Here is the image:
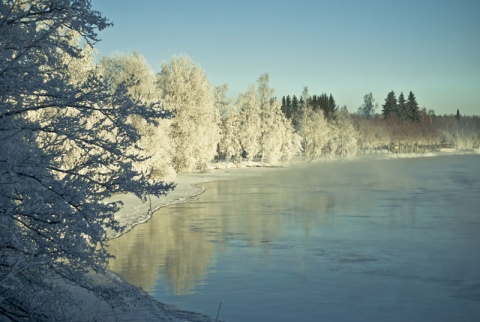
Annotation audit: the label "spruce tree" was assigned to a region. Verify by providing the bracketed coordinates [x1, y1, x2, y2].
[328, 94, 337, 117]
[382, 91, 398, 119]
[286, 95, 292, 118]
[317, 93, 330, 117]
[311, 95, 319, 112]
[398, 92, 406, 121]
[405, 91, 420, 122]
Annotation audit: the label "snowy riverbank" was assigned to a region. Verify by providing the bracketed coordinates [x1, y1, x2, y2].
[83, 150, 478, 321]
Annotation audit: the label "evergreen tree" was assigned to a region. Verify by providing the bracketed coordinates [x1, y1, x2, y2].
[310, 95, 320, 112]
[285, 95, 292, 119]
[398, 92, 406, 121]
[291, 95, 299, 113]
[328, 94, 337, 117]
[382, 91, 398, 119]
[405, 91, 420, 122]
[281, 96, 287, 116]
[291, 95, 301, 130]
[317, 93, 330, 117]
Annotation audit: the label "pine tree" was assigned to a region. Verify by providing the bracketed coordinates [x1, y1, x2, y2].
[382, 91, 398, 119]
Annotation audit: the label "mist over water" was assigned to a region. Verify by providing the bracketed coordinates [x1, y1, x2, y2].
[108, 155, 480, 321]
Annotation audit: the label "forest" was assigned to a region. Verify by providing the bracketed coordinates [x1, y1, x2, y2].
[0, 1, 479, 320]
[99, 52, 480, 178]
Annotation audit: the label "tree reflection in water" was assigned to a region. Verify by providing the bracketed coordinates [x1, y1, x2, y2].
[107, 167, 337, 295]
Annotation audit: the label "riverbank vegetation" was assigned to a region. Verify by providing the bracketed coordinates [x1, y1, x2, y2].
[99, 52, 479, 177]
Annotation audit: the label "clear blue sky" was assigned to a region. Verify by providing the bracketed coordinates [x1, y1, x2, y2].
[93, 0, 480, 116]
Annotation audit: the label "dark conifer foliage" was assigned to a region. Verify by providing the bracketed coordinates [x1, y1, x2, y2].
[382, 91, 398, 119]
[398, 92, 406, 121]
[405, 91, 420, 122]
[281, 92, 337, 120]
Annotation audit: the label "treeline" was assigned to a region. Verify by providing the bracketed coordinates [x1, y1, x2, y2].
[352, 91, 479, 153]
[96, 52, 479, 179]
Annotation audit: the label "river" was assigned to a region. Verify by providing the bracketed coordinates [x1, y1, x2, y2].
[108, 155, 480, 321]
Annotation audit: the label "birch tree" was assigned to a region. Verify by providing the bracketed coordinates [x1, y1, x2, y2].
[156, 55, 220, 172]
[303, 110, 331, 160]
[0, 1, 172, 320]
[236, 84, 261, 162]
[255, 73, 301, 165]
[215, 84, 241, 164]
[331, 108, 358, 158]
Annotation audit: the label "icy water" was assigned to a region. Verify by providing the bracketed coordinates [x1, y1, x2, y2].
[108, 155, 480, 321]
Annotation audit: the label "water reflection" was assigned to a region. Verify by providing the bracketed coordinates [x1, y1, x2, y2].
[107, 168, 337, 295]
[107, 209, 216, 294]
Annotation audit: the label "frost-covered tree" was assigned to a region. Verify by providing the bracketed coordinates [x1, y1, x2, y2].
[101, 52, 157, 102]
[303, 110, 331, 160]
[237, 84, 262, 162]
[156, 55, 220, 172]
[215, 84, 242, 163]
[261, 97, 301, 165]
[257, 73, 279, 163]
[237, 74, 301, 165]
[101, 52, 174, 179]
[331, 108, 358, 158]
[0, 1, 172, 320]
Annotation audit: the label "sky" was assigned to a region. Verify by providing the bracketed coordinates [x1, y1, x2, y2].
[92, 0, 480, 116]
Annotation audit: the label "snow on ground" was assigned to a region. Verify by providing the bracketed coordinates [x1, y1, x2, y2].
[64, 270, 222, 322]
[79, 151, 478, 321]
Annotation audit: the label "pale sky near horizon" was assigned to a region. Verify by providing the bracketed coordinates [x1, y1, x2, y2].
[93, 0, 480, 116]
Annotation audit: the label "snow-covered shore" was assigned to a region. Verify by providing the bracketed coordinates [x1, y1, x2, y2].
[81, 150, 478, 321]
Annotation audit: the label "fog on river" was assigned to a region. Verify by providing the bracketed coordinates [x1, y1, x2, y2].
[108, 155, 480, 322]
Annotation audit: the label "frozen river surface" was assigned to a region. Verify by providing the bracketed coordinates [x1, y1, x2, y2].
[108, 155, 480, 321]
